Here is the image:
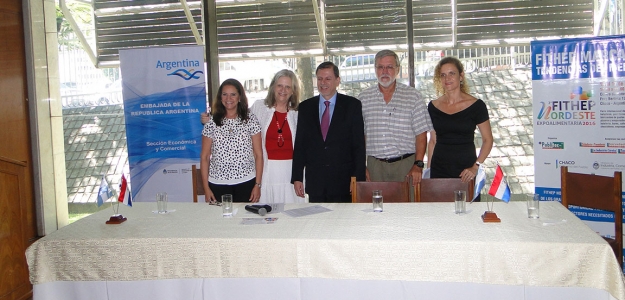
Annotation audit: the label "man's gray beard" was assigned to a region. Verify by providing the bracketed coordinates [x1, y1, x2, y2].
[377, 77, 395, 88]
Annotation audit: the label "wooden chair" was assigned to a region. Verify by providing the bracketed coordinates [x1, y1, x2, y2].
[191, 165, 204, 203]
[560, 166, 623, 268]
[350, 176, 410, 203]
[416, 178, 475, 202]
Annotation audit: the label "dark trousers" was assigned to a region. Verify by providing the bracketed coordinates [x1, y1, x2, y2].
[308, 194, 351, 203]
[209, 178, 256, 203]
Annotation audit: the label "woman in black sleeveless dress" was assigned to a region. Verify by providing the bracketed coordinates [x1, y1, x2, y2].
[427, 57, 493, 200]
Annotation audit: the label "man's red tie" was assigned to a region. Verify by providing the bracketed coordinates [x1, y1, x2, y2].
[321, 100, 330, 140]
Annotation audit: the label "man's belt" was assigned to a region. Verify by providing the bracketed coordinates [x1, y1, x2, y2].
[374, 153, 414, 163]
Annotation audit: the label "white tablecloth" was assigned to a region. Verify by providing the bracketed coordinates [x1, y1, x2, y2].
[26, 202, 625, 300]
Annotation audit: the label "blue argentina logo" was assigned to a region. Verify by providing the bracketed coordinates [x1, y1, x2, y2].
[155, 59, 203, 80]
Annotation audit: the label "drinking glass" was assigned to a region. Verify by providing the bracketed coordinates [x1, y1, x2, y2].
[454, 190, 466, 214]
[156, 192, 168, 214]
[222, 194, 233, 217]
[372, 190, 383, 212]
[527, 194, 540, 219]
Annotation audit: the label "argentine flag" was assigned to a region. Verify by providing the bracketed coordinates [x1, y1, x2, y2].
[472, 165, 486, 201]
[97, 175, 113, 207]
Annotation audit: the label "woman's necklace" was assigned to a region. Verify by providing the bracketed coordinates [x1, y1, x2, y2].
[225, 116, 237, 134]
[273, 111, 288, 147]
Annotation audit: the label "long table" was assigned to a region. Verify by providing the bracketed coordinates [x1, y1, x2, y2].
[26, 202, 625, 300]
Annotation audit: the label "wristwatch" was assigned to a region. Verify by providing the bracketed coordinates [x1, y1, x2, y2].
[255, 182, 262, 188]
[414, 160, 425, 168]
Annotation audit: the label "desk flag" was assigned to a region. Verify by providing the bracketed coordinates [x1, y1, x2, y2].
[97, 175, 112, 207]
[488, 165, 511, 202]
[473, 165, 486, 201]
[118, 174, 133, 207]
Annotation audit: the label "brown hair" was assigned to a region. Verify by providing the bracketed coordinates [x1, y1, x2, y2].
[211, 78, 250, 126]
[316, 61, 340, 78]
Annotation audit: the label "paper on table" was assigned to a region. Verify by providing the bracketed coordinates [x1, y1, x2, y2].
[241, 217, 278, 225]
[542, 219, 567, 226]
[151, 209, 176, 214]
[282, 205, 332, 217]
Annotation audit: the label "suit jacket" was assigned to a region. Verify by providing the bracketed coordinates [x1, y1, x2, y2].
[291, 93, 366, 199]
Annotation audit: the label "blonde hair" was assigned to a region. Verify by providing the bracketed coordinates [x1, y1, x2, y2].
[433, 56, 470, 96]
[263, 69, 302, 111]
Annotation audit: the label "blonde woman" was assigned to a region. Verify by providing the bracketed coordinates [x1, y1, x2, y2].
[250, 69, 303, 203]
[427, 57, 493, 200]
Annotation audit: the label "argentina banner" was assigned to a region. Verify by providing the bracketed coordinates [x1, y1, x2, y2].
[120, 45, 206, 202]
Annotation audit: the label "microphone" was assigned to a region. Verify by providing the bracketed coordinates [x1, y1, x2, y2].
[245, 204, 272, 216]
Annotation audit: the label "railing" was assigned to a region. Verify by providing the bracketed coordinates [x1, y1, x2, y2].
[60, 45, 532, 109]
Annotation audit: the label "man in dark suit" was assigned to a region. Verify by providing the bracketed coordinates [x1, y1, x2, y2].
[291, 62, 366, 203]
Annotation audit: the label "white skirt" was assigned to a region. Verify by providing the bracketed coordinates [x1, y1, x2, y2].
[260, 159, 306, 203]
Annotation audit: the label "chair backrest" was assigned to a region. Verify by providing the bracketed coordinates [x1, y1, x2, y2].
[416, 178, 474, 202]
[560, 166, 623, 268]
[191, 165, 204, 203]
[350, 177, 410, 203]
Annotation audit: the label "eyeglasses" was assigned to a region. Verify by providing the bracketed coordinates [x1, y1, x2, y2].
[376, 65, 396, 72]
[208, 200, 222, 206]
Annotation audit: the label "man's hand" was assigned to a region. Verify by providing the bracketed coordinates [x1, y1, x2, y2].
[294, 181, 305, 197]
[407, 165, 423, 186]
[200, 112, 210, 124]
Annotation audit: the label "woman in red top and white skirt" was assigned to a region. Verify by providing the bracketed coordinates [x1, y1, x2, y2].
[250, 69, 303, 203]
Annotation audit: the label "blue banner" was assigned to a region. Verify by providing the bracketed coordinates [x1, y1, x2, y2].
[120, 46, 206, 202]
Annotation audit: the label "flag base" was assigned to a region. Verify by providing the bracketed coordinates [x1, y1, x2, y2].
[481, 211, 501, 223]
[106, 214, 127, 224]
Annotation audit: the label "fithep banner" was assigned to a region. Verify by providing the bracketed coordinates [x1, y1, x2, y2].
[119, 46, 206, 202]
[532, 36, 625, 238]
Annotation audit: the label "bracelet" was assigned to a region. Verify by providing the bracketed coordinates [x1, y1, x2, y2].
[255, 182, 262, 188]
[475, 161, 482, 167]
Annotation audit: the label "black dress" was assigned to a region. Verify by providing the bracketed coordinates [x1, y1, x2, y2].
[428, 99, 489, 179]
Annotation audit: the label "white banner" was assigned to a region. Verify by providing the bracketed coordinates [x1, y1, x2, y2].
[532, 36, 625, 244]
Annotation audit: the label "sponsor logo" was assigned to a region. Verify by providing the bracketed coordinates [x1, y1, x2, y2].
[607, 143, 625, 148]
[555, 160, 575, 169]
[539, 141, 564, 150]
[162, 169, 180, 174]
[593, 162, 600, 170]
[596, 162, 625, 169]
[579, 142, 606, 147]
[590, 149, 617, 154]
